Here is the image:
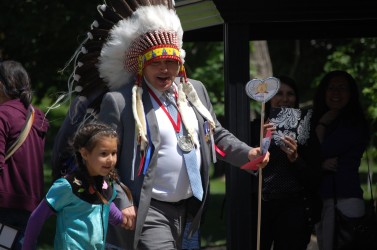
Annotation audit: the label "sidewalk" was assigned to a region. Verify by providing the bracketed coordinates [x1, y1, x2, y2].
[202, 234, 319, 250]
[306, 234, 319, 250]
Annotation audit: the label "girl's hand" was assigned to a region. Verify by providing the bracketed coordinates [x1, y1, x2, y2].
[280, 136, 298, 162]
[121, 205, 137, 230]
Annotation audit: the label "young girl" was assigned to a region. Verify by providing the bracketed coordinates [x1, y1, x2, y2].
[22, 122, 126, 250]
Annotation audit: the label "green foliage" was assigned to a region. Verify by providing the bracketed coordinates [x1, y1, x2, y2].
[183, 42, 225, 116]
[0, 0, 97, 100]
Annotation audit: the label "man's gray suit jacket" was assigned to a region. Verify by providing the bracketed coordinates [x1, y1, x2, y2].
[98, 78, 252, 249]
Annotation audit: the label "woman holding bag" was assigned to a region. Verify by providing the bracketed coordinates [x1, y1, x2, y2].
[313, 70, 369, 250]
[0, 60, 49, 249]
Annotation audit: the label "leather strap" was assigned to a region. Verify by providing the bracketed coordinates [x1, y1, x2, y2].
[5, 105, 35, 160]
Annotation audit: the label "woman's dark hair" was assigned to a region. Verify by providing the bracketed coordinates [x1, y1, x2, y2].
[265, 75, 299, 115]
[312, 70, 366, 125]
[72, 122, 118, 172]
[0, 60, 32, 107]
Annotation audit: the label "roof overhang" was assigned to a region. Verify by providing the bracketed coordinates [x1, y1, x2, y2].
[176, 0, 377, 41]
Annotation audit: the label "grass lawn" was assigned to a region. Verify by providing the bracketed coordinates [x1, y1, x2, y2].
[200, 177, 227, 247]
[359, 160, 377, 200]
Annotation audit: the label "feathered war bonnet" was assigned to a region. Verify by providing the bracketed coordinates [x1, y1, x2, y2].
[67, 0, 215, 153]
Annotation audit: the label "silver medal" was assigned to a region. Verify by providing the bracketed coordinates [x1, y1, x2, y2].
[177, 135, 194, 152]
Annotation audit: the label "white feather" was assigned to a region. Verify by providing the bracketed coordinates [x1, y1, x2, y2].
[183, 81, 215, 129]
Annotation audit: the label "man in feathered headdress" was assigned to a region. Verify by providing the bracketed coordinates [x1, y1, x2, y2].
[53, 0, 270, 249]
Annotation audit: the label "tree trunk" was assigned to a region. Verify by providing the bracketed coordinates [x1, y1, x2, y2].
[250, 41, 273, 79]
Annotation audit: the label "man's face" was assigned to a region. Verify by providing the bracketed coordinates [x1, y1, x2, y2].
[143, 59, 180, 92]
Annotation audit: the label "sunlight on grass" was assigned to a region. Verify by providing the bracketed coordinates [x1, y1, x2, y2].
[210, 176, 226, 194]
[201, 176, 227, 247]
[359, 156, 377, 200]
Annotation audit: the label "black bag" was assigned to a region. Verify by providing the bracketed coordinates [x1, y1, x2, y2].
[335, 200, 377, 250]
[333, 150, 377, 250]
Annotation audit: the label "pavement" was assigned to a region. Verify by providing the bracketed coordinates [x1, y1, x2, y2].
[201, 234, 319, 250]
[306, 235, 319, 250]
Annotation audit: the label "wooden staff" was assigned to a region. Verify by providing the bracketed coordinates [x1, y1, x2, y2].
[256, 101, 265, 250]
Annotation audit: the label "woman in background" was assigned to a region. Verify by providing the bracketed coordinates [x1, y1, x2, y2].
[313, 70, 369, 250]
[0, 60, 49, 249]
[250, 76, 321, 250]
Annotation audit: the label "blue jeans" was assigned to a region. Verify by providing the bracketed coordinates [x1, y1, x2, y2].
[182, 222, 200, 250]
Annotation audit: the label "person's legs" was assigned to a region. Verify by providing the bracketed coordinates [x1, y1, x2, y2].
[138, 199, 187, 250]
[258, 199, 277, 250]
[316, 199, 335, 250]
[272, 198, 308, 250]
[181, 221, 200, 250]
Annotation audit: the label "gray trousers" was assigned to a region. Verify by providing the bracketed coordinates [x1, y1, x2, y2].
[137, 199, 188, 250]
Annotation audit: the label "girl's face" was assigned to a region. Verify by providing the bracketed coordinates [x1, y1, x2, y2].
[325, 75, 350, 111]
[270, 83, 297, 108]
[80, 136, 118, 177]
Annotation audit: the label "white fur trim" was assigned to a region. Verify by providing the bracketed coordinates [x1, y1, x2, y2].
[132, 85, 148, 150]
[177, 83, 199, 146]
[183, 81, 215, 129]
[99, 5, 184, 91]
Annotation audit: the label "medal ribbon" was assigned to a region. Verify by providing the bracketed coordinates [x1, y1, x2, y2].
[147, 86, 181, 133]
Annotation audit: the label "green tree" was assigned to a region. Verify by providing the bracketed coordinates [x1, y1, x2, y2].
[0, 0, 97, 100]
[184, 42, 225, 116]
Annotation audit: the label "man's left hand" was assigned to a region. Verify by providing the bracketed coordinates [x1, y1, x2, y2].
[248, 147, 270, 169]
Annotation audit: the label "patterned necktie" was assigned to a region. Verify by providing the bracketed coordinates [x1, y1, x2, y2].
[164, 93, 203, 201]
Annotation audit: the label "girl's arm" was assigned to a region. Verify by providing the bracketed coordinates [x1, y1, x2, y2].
[23, 199, 54, 250]
[108, 202, 123, 226]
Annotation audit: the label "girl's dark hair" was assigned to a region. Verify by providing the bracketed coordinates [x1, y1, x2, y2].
[72, 122, 118, 172]
[266, 75, 299, 115]
[0, 60, 32, 107]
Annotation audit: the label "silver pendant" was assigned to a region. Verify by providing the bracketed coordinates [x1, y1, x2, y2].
[177, 135, 194, 152]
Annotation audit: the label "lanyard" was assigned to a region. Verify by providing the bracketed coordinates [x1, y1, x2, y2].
[147, 86, 181, 133]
